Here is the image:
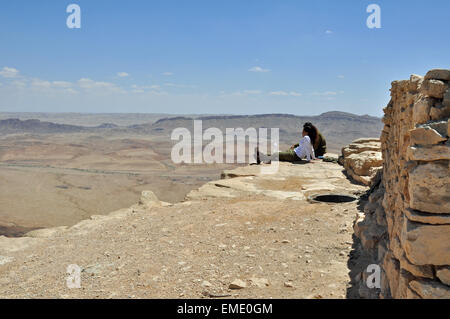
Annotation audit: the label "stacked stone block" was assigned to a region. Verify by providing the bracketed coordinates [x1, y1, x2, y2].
[353, 69, 450, 299]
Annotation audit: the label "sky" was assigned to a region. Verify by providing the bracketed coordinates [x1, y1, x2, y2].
[0, 0, 449, 117]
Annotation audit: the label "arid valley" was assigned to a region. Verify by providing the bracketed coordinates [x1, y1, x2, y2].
[0, 112, 382, 237]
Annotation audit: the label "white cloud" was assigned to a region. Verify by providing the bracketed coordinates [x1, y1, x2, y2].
[248, 66, 270, 73]
[64, 88, 78, 94]
[270, 91, 302, 96]
[12, 80, 27, 88]
[77, 78, 125, 94]
[0, 67, 20, 78]
[132, 84, 161, 90]
[78, 78, 99, 89]
[164, 83, 196, 89]
[338, 75, 345, 79]
[78, 78, 113, 89]
[243, 90, 262, 95]
[117, 72, 130, 78]
[52, 81, 73, 88]
[270, 91, 289, 96]
[230, 89, 263, 96]
[312, 91, 338, 96]
[162, 72, 173, 76]
[0, 68, 149, 101]
[325, 30, 333, 34]
[130, 84, 166, 95]
[31, 79, 52, 89]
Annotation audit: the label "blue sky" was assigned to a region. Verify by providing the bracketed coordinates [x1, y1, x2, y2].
[0, 0, 449, 116]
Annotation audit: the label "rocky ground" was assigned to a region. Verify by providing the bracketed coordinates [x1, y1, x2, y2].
[0, 159, 370, 299]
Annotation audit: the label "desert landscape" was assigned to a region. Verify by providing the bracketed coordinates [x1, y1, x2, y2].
[1, 0, 449, 304]
[0, 70, 449, 300]
[0, 112, 383, 237]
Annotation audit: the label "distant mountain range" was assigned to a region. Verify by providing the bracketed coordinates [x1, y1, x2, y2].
[0, 112, 383, 152]
[0, 118, 85, 134]
[134, 112, 383, 152]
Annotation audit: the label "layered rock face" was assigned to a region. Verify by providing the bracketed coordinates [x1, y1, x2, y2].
[339, 138, 383, 186]
[353, 69, 450, 299]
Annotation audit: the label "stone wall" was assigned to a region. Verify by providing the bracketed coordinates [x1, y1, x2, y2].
[353, 69, 450, 299]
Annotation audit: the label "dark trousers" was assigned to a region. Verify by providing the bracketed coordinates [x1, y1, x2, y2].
[273, 149, 301, 162]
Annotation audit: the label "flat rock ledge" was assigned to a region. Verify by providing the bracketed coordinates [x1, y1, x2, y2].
[339, 138, 383, 186]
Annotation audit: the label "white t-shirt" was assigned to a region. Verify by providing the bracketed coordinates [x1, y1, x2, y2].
[294, 136, 316, 161]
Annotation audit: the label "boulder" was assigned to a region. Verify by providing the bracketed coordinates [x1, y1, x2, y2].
[345, 167, 373, 186]
[421, 79, 447, 99]
[424, 69, 450, 81]
[229, 279, 247, 289]
[342, 141, 381, 158]
[401, 219, 450, 266]
[352, 138, 382, 144]
[340, 138, 383, 186]
[409, 74, 424, 92]
[346, 151, 383, 176]
[399, 253, 434, 279]
[444, 89, 450, 108]
[407, 145, 450, 161]
[409, 280, 450, 299]
[406, 287, 422, 299]
[408, 162, 450, 214]
[412, 96, 433, 124]
[423, 120, 449, 137]
[409, 127, 446, 146]
[430, 104, 450, 120]
[139, 191, 161, 208]
[405, 209, 450, 225]
[249, 277, 270, 288]
[436, 267, 450, 286]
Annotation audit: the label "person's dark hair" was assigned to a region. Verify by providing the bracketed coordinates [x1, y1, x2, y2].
[303, 122, 318, 144]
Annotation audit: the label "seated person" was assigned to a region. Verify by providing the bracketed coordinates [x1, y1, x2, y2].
[290, 123, 327, 157]
[259, 125, 316, 163]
